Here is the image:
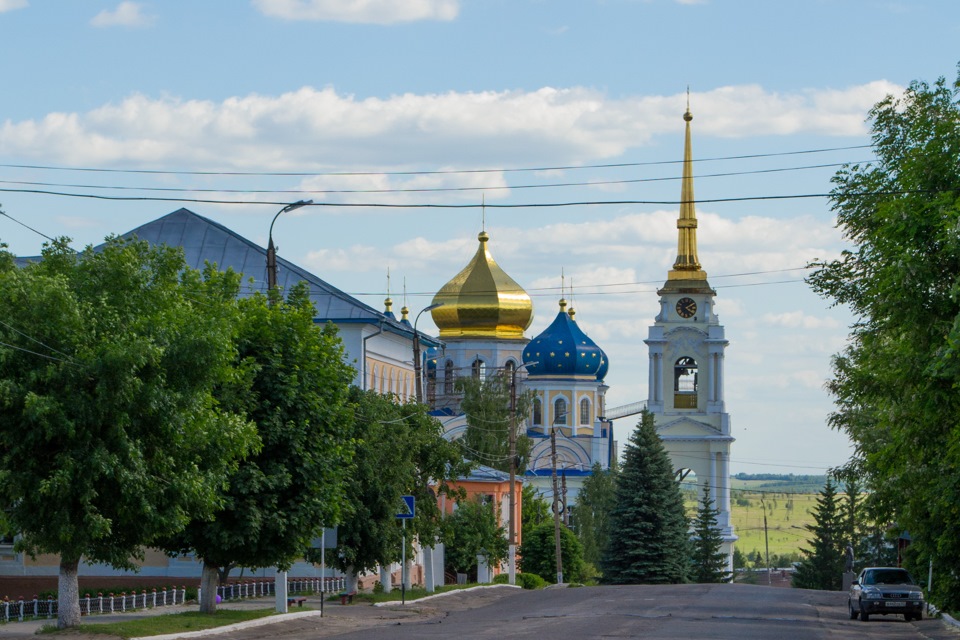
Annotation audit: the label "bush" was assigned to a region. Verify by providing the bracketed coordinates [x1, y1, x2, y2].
[492, 572, 546, 589]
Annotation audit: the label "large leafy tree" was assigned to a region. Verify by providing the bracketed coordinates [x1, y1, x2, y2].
[326, 389, 467, 587]
[807, 68, 960, 607]
[690, 483, 730, 583]
[0, 237, 257, 628]
[164, 282, 356, 612]
[793, 478, 844, 591]
[456, 374, 532, 473]
[573, 462, 618, 570]
[601, 410, 689, 584]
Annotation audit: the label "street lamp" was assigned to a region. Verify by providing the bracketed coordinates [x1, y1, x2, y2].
[266, 200, 313, 291]
[508, 360, 537, 586]
[413, 303, 443, 403]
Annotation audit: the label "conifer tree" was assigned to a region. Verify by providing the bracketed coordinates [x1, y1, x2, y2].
[691, 483, 730, 583]
[573, 462, 618, 569]
[601, 410, 690, 584]
[793, 478, 844, 590]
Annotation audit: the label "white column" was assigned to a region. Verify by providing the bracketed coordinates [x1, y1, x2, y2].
[275, 570, 288, 613]
[423, 545, 435, 593]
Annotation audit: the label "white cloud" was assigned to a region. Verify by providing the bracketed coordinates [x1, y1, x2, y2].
[0, 83, 900, 172]
[761, 310, 840, 330]
[0, 0, 27, 13]
[90, 2, 155, 27]
[251, 0, 458, 24]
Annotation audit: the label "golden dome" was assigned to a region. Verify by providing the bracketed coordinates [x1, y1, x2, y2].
[431, 231, 533, 340]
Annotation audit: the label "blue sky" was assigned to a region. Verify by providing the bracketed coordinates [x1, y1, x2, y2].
[1, 0, 958, 474]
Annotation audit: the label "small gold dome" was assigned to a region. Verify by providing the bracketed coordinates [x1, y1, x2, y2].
[431, 231, 533, 340]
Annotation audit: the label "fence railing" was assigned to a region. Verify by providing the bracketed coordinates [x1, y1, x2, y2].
[1, 577, 346, 624]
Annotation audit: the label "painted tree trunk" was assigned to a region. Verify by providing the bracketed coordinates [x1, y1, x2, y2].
[346, 566, 359, 593]
[199, 563, 219, 613]
[57, 558, 81, 629]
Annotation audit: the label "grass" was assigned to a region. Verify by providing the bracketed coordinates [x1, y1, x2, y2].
[355, 582, 485, 604]
[41, 608, 277, 638]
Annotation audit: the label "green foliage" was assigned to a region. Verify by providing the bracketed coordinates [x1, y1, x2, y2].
[601, 410, 690, 584]
[326, 389, 468, 576]
[456, 374, 532, 473]
[806, 67, 960, 608]
[519, 521, 584, 584]
[163, 281, 356, 578]
[0, 237, 258, 627]
[572, 462, 617, 569]
[521, 484, 550, 543]
[691, 483, 731, 583]
[493, 571, 546, 589]
[443, 496, 508, 575]
[792, 478, 844, 591]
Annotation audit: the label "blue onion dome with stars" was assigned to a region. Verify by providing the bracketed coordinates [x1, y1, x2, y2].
[522, 298, 608, 380]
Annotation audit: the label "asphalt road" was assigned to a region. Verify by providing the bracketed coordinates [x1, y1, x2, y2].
[214, 584, 960, 640]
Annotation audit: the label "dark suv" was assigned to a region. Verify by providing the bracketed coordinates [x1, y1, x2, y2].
[849, 567, 924, 622]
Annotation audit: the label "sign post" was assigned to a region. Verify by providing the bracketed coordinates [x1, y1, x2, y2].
[396, 496, 415, 605]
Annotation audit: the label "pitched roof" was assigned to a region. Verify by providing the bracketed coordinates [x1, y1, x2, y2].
[120, 208, 434, 343]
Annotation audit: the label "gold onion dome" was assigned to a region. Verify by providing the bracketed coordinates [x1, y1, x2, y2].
[431, 231, 533, 340]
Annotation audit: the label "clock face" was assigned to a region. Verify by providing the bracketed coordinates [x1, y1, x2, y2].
[676, 297, 697, 319]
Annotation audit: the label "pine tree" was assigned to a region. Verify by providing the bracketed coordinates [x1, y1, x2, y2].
[793, 477, 844, 590]
[691, 483, 730, 583]
[573, 462, 618, 568]
[600, 410, 690, 584]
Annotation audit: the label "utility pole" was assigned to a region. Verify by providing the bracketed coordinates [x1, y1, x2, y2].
[551, 428, 563, 584]
[508, 361, 536, 586]
[761, 495, 771, 585]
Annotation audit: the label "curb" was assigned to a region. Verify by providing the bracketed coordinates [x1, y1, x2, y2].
[129, 609, 323, 640]
[373, 584, 521, 607]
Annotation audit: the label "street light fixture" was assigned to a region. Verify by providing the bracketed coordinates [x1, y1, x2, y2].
[413, 303, 443, 404]
[266, 200, 313, 291]
[508, 360, 537, 586]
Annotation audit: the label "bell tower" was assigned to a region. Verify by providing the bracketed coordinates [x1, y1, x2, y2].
[644, 101, 737, 566]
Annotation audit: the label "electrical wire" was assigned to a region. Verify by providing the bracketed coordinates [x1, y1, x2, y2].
[0, 144, 873, 178]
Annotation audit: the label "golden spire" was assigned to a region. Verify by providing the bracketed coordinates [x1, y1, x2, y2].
[662, 93, 714, 294]
[384, 267, 393, 314]
[400, 277, 410, 322]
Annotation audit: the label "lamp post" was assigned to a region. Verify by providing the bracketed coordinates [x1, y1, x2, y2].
[266, 200, 313, 291]
[508, 360, 537, 586]
[413, 303, 443, 403]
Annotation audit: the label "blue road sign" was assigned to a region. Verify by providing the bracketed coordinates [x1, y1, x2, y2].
[396, 495, 415, 519]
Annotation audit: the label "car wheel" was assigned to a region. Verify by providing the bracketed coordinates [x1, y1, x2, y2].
[859, 602, 870, 622]
[849, 600, 859, 620]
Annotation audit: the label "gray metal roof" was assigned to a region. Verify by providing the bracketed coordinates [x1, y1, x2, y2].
[119, 208, 434, 343]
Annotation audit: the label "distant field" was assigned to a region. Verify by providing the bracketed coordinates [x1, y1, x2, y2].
[686, 475, 830, 563]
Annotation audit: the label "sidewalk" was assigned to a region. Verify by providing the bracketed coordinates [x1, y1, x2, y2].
[0, 594, 391, 639]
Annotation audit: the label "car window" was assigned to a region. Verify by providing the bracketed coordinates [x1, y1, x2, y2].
[872, 569, 913, 584]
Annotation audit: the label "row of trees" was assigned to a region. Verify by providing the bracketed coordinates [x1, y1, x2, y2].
[806, 66, 960, 607]
[0, 236, 469, 628]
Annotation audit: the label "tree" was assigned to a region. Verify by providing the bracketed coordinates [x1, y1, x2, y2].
[521, 484, 550, 544]
[601, 410, 690, 584]
[793, 478, 844, 591]
[326, 389, 467, 588]
[456, 374, 532, 474]
[573, 462, 618, 569]
[690, 483, 730, 583]
[0, 237, 257, 628]
[164, 282, 356, 612]
[519, 521, 585, 584]
[807, 67, 960, 607]
[443, 496, 508, 578]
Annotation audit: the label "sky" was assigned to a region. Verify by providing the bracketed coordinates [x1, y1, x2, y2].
[1, 0, 958, 476]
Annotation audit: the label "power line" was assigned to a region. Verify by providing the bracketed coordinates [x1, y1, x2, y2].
[0, 144, 872, 178]
[0, 161, 867, 197]
[0, 210, 57, 243]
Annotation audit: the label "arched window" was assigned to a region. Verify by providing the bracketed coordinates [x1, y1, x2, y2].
[554, 397, 568, 426]
[674, 356, 698, 409]
[504, 360, 516, 380]
[444, 360, 454, 394]
[532, 397, 542, 426]
[472, 358, 486, 379]
[426, 359, 437, 403]
[371, 364, 378, 391]
[580, 397, 590, 425]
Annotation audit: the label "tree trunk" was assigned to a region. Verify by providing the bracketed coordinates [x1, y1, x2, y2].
[346, 566, 359, 593]
[199, 562, 219, 613]
[57, 557, 82, 629]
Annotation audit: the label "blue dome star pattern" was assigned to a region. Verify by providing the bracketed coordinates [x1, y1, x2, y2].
[523, 299, 608, 380]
